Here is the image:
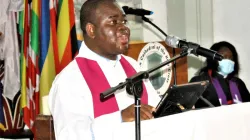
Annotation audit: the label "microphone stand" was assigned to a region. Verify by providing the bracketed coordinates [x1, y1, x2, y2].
[100, 49, 190, 140]
[141, 16, 177, 85]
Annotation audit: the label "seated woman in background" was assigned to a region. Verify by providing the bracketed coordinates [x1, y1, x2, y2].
[190, 41, 250, 108]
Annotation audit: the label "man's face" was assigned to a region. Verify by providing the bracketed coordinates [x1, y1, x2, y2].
[93, 2, 130, 59]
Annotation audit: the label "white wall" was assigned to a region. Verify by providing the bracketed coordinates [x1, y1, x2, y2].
[140, 0, 214, 81]
[140, 0, 250, 91]
[141, 0, 168, 42]
[184, 0, 214, 80]
[213, 0, 250, 90]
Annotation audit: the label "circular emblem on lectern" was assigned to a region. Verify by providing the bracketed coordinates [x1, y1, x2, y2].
[138, 42, 172, 95]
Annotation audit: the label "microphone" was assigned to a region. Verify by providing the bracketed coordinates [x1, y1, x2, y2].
[122, 6, 153, 16]
[165, 35, 223, 61]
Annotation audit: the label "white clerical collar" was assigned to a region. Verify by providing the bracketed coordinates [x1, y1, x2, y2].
[217, 71, 228, 78]
[78, 41, 121, 67]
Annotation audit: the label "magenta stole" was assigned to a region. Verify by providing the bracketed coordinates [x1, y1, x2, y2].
[76, 56, 148, 118]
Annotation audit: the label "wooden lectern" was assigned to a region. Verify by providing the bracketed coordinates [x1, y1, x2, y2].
[124, 41, 188, 85]
[35, 42, 188, 140]
[35, 115, 55, 140]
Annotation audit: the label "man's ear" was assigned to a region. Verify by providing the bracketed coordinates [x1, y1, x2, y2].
[86, 23, 95, 39]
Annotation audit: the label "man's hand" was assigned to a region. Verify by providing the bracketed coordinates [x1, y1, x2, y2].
[121, 104, 155, 122]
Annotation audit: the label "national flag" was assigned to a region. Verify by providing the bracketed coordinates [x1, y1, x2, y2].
[0, 2, 21, 101]
[39, 0, 78, 114]
[57, 0, 78, 71]
[20, 0, 40, 131]
[19, 0, 79, 117]
[0, 79, 6, 131]
[39, 0, 58, 114]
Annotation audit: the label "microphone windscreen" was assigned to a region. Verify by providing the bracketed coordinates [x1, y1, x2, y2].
[165, 36, 180, 48]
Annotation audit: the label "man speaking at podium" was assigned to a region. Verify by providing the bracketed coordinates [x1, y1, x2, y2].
[48, 0, 160, 139]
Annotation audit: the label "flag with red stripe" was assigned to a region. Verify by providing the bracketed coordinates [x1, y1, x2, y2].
[20, 0, 40, 131]
[57, 0, 78, 72]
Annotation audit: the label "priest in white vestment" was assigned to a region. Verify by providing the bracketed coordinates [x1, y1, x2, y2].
[48, 0, 160, 140]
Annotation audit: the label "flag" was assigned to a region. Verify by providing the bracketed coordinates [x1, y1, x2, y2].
[0, 0, 22, 130]
[0, 1, 21, 101]
[19, 0, 79, 119]
[0, 77, 6, 131]
[39, 0, 58, 114]
[0, 21, 5, 132]
[20, 0, 40, 130]
[57, 0, 78, 71]
[39, 0, 78, 114]
[0, 0, 24, 134]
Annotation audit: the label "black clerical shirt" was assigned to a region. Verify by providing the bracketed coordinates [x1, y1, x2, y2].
[190, 71, 250, 108]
